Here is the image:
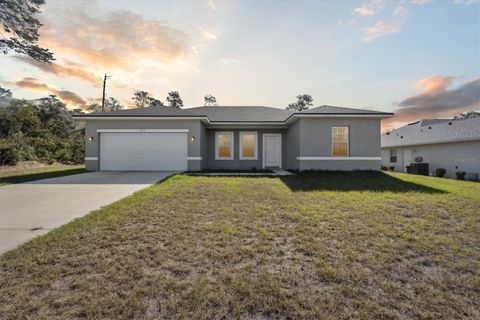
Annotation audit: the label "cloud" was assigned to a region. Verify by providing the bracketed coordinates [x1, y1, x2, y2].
[353, 0, 385, 16]
[385, 75, 480, 128]
[198, 27, 220, 41]
[219, 58, 239, 66]
[12, 56, 101, 87]
[363, 6, 408, 42]
[9, 77, 87, 108]
[414, 75, 454, 94]
[411, 0, 433, 4]
[453, 0, 478, 5]
[207, 0, 217, 10]
[38, 3, 190, 72]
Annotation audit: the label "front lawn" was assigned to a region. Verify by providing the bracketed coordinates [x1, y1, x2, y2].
[0, 172, 479, 319]
[0, 165, 85, 185]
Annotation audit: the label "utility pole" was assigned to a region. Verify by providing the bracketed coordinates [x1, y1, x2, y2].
[101, 74, 111, 112]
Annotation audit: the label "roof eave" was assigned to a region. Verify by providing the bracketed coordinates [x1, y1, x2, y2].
[381, 136, 480, 148]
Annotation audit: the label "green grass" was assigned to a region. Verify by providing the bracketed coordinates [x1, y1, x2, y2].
[0, 165, 85, 185]
[0, 171, 479, 319]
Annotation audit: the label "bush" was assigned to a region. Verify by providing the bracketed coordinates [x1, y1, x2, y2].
[381, 165, 388, 171]
[436, 168, 446, 177]
[456, 171, 466, 180]
[389, 166, 395, 171]
[0, 143, 20, 165]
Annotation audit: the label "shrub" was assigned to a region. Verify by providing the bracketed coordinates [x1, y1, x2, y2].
[389, 166, 395, 171]
[456, 171, 466, 180]
[0, 143, 20, 165]
[436, 168, 446, 177]
[381, 165, 388, 171]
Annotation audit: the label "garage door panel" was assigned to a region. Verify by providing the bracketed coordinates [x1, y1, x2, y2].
[100, 132, 188, 171]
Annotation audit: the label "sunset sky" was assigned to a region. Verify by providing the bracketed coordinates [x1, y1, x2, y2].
[1, 0, 479, 129]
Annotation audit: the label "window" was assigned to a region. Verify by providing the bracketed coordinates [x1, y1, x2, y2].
[332, 126, 349, 157]
[215, 132, 234, 160]
[390, 149, 397, 163]
[240, 132, 258, 160]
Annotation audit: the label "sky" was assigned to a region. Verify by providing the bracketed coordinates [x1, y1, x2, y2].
[0, 0, 479, 129]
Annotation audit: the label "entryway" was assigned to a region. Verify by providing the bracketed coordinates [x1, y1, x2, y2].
[263, 133, 282, 168]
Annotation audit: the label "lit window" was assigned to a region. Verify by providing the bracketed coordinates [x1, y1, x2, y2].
[215, 132, 234, 160]
[240, 132, 257, 160]
[332, 127, 349, 157]
[390, 149, 397, 163]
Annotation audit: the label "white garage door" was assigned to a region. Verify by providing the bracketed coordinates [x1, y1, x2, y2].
[100, 131, 188, 171]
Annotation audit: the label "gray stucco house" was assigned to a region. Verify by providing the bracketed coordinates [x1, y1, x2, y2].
[74, 105, 393, 172]
[381, 118, 480, 178]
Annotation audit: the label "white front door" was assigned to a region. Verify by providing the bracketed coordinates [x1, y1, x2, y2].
[263, 134, 282, 168]
[403, 149, 412, 172]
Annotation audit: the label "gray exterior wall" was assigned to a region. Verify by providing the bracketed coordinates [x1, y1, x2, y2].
[381, 140, 480, 179]
[285, 120, 300, 169]
[82, 117, 383, 172]
[84, 119, 204, 171]
[205, 129, 287, 170]
[286, 118, 381, 171]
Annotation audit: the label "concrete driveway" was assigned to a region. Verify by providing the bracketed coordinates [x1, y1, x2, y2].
[0, 171, 176, 254]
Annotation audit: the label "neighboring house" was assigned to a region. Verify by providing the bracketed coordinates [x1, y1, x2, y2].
[73, 105, 392, 172]
[381, 118, 480, 178]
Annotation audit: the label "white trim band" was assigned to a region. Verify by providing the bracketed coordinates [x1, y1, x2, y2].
[85, 157, 98, 161]
[97, 129, 189, 133]
[297, 156, 381, 160]
[187, 157, 202, 160]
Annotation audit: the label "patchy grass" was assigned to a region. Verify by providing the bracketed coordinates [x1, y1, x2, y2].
[0, 165, 85, 185]
[0, 171, 479, 319]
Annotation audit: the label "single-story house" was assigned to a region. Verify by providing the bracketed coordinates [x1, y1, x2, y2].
[73, 105, 393, 172]
[381, 117, 480, 178]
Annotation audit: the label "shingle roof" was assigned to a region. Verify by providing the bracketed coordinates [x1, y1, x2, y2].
[76, 106, 204, 117]
[74, 105, 392, 122]
[300, 105, 393, 115]
[187, 106, 293, 122]
[381, 118, 480, 148]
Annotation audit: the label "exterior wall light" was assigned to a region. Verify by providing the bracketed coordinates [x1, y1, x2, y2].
[191, 136, 195, 142]
[88, 137, 94, 141]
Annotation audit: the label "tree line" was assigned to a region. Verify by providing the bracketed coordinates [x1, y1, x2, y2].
[0, 92, 84, 165]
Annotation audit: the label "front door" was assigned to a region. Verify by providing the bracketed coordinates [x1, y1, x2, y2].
[403, 149, 412, 173]
[264, 134, 282, 168]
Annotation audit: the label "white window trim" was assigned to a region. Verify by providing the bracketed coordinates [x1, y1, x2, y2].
[239, 132, 258, 160]
[331, 126, 349, 157]
[215, 131, 234, 160]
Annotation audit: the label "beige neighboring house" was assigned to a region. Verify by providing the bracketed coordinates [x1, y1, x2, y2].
[73, 105, 393, 172]
[381, 118, 480, 179]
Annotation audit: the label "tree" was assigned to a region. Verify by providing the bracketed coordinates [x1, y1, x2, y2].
[0, 0, 54, 63]
[147, 97, 164, 107]
[204, 94, 217, 106]
[132, 91, 164, 108]
[37, 95, 75, 137]
[166, 91, 183, 108]
[106, 97, 124, 111]
[0, 86, 12, 97]
[87, 103, 101, 113]
[132, 91, 150, 108]
[286, 94, 313, 111]
[455, 111, 480, 119]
